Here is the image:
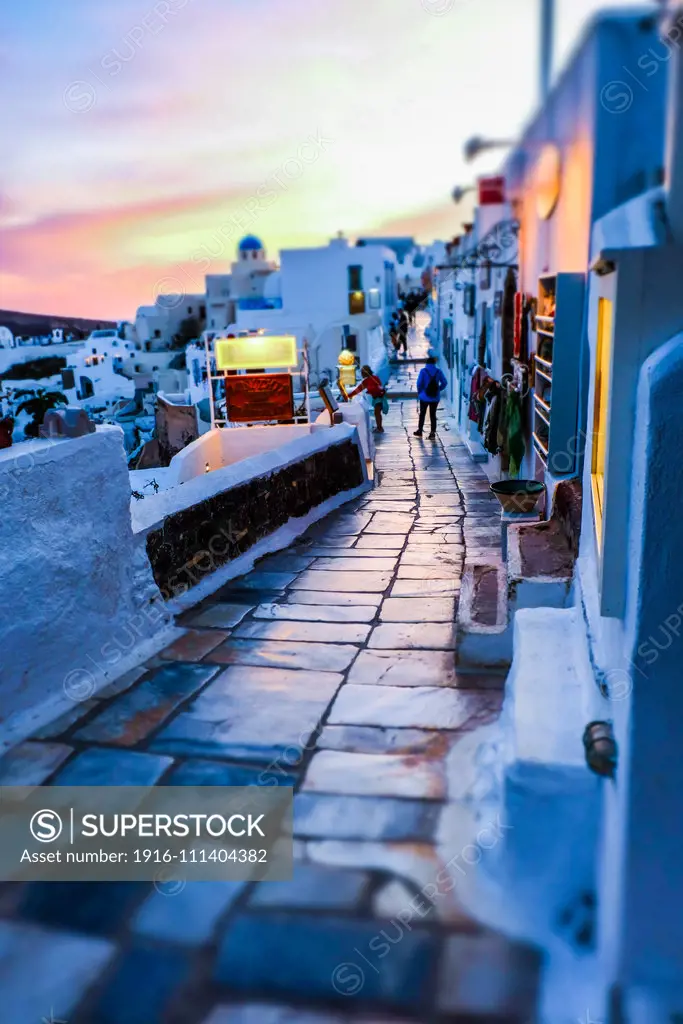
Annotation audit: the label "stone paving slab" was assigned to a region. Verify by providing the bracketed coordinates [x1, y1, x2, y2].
[347, 649, 459, 688]
[207, 638, 359, 672]
[0, 919, 115, 1024]
[133, 880, 246, 945]
[399, 551, 462, 567]
[234, 571, 301, 589]
[329, 685, 485, 730]
[233, 620, 369, 645]
[390, 580, 461, 597]
[82, 941, 193, 1023]
[18, 879, 150, 937]
[292, 571, 393, 593]
[303, 750, 446, 800]
[395, 565, 459, 580]
[299, 535, 356, 548]
[304, 841, 468, 924]
[354, 537, 405, 550]
[31, 700, 101, 741]
[74, 663, 220, 746]
[294, 792, 440, 843]
[316, 724, 458, 756]
[286, 591, 383, 607]
[0, 740, 73, 786]
[254, 603, 377, 624]
[301, 548, 400, 559]
[310, 557, 398, 572]
[52, 747, 173, 786]
[379, 597, 455, 622]
[437, 932, 541, 1019]
[160, 628, 229, 661]
[201, 1007, 347, 1024]
[150, 665, 342, 764]
[247, 863, 370, 911]
[165, 758, 297, 787]
[187, 603, 255, 629]
[368, 623, 456, 650]
[214, 913, 437, 1010]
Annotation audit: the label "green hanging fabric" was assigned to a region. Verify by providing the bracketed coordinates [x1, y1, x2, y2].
[507, 390, 525, 478]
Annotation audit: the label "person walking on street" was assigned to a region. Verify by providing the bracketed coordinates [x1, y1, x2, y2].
[349, 364, 389, 433]
[414, 350, 447, 439]
[398, 308, 409, 357]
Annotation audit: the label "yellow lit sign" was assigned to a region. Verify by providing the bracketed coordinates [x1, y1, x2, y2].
[214, 335, 297, 371]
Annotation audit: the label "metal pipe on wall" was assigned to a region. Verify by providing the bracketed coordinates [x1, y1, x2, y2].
[540, 0, 554, 103]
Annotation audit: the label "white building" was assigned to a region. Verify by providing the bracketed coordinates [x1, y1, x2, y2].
[230, 234, 398, 385]
[134, 293, 206, 352]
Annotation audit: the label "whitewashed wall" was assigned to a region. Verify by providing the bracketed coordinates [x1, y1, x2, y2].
[0, 427, 171, 752]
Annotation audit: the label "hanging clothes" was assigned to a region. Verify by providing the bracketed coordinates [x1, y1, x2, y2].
[501, 268, 517, 376]
[483, 386, 502, 455]
[507, 389, 525, 478]
[513, 291, 523, 359]
[468, 365, 485, 423]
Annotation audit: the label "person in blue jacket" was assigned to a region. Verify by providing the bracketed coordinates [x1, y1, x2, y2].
[414, 351, 448, 439]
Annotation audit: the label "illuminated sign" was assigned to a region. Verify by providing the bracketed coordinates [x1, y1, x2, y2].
[225, 373, 294, 422]
[534, 144, 562, 220]
[215, 335, 297, 371]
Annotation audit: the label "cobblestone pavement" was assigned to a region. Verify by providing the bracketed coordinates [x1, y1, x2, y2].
[0, 334, 541, 1023]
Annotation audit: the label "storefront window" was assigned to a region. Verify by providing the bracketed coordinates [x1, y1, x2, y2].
[592, 297, 613, 551]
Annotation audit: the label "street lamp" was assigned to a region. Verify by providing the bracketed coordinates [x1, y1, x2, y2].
[452, 185, 475, 204]
[464, 136, 516, 163]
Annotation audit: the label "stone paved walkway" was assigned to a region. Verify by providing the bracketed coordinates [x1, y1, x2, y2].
[0, 330, 541, 1023]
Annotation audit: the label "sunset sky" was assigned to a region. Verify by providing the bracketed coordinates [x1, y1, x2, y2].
[1, 0, 648, 319]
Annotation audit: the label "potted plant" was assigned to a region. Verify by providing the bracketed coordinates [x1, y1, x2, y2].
[14, 387, 68, 438]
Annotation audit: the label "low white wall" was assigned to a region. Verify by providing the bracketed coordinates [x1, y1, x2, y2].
[315, 401, 374, 462]
[133, 423, 366, 535]
[172, 423, 316, 484]
[0, 427, 172, 752]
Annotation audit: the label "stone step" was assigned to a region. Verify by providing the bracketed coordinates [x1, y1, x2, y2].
[455, 561, 512, 672]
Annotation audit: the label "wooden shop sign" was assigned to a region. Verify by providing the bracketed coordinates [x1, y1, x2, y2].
[225, 373, 294, 423]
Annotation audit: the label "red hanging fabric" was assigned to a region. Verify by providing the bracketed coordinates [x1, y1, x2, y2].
[513, 291, 523, 359]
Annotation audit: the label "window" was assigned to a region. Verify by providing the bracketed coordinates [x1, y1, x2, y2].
[592, 297, 613, 551]
[348, 291, 365, 315]
[348, 265, 363, 291]
[187, 306, 193, 314]
[199, 305, 206, 319]
[368, 288, 381, 309]
[154, 329, 161, 339]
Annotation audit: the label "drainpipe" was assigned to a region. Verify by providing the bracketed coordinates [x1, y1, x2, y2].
[665, 5, 683, 243]
[540, 0, 554, 103]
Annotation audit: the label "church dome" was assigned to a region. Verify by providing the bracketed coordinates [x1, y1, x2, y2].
[238, 235, 264, 253]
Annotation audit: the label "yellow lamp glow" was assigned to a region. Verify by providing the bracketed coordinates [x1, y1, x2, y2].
[535, 143, 562, 220]
[214, 334, 297, 371]
[338, 348, 357, 388]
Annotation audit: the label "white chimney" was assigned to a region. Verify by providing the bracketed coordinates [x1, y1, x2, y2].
[665, 5, 683, 242]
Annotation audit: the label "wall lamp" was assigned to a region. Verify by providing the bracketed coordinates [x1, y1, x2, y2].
[583, 721, 618, 779]
[464, 136, 516, 163]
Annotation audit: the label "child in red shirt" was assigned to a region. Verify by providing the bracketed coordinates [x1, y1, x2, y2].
[349, 365, 388, 433]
